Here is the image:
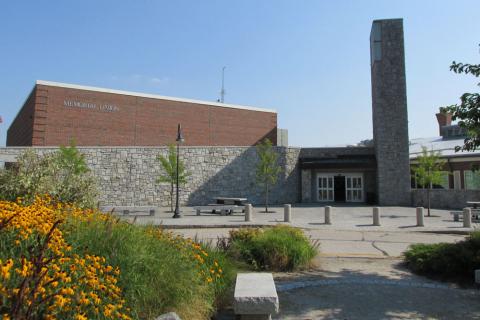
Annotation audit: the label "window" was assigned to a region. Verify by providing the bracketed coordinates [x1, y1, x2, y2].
[433, 171, 450, 189]
[411, 171, 449, 189]
[464, 170, 480, 190]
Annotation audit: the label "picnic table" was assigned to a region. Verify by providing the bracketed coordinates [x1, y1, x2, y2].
[213, 197, 248, 205]
[467, 201, 480, 209]
[194, 197, 248, 216]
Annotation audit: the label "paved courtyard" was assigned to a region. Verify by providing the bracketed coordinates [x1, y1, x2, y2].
[116, 205, 478, 232]
[115, 205, 480, 319]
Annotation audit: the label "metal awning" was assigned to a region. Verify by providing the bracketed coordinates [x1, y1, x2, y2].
[300, 155, 377, 170]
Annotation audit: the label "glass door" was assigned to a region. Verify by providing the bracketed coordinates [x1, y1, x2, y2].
[346, 174, 363, 202]
[317, 175, 334, 202]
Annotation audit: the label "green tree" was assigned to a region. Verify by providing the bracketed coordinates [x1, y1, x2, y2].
[412, 147, 446, 217]
[443, 46, 480, 152]
[0, 145, 98, 208]
[156, 144, 189, 212]
[256, 138, 282, 213]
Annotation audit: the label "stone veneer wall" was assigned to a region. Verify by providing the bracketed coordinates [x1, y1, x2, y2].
[0, 147, 300, 206]
[411, 189, 480, 210]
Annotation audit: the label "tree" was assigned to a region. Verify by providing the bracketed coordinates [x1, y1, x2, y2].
[156, 144, 189, 212]
[0, 145, 98, 208]
[256, 138, 282, 213]
[443, 46, 480, 152]
[412, 147, 446, 217]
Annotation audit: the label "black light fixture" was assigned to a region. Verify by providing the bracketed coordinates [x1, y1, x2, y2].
[173, 123, 184, 218]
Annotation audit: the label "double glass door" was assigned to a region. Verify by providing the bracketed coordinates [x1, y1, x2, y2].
[317, 173, 363, 202]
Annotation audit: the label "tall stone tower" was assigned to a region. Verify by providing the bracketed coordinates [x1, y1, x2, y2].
[370, 19, 411, 206]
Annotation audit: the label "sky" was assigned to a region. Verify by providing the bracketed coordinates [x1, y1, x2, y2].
[0, 0, 478, 147]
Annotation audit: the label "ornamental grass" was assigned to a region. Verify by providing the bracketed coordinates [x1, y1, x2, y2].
[0, 197, 234, 320]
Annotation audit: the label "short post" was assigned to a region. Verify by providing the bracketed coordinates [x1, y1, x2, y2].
[463, 208, 472, 228]
[196, 209, 201, 216]
[373, 207, 381, 226]
[245, 204, 253, 222]
[416, 207, 424, 227]
[325, 206, 332, 225]
[149, 209, 155, 216]
[284, 204, 292, 222]
[475, 270, 480, 285]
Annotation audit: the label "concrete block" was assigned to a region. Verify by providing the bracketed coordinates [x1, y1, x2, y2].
[155, 312, 182, 320]
[325, 206, 332, 225]
[416, 207, 424, 226]
[234, 273, 279, 317]
[463, 208, 472, 228]
[284, 204, 291, 222]
[373, 207, 381, 226]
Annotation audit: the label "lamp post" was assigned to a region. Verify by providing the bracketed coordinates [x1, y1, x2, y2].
[173, 123, 184, 218]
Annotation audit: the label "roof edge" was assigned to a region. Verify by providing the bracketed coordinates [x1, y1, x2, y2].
[36, 80, 277, 113]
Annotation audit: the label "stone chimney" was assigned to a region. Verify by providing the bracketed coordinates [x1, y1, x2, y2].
[436, 112, 452, 136]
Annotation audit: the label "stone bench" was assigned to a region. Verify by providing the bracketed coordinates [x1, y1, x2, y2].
[450, 210, 480, 222]
[101, 206, 155, 216]
[234, 273, 279, 320]
[194, 205, 243, 216]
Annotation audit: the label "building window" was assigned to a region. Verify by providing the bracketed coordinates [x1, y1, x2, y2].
[464, 170, 480, 190]
[411, 171, 449, 189]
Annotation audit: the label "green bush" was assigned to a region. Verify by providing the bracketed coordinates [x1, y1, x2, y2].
[404, 231, 480, 283]
[64, 215, 235, 320]
[227, 225, 318, 272]
[0, 144, 98, 208]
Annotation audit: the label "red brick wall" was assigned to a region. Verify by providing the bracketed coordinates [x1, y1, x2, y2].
[7, 84, 277, 146]
[6, 89, 36, 146]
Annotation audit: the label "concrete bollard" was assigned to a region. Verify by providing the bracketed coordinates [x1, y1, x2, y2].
[416, 207, 424, 227]
[284, 204, 291, 222]
[463, 208, 472, 228]
[475, 270, 480, 284]
[373, 207, 381, 226]
[245, 204, 253, 222]
[325, 206, 332, 225]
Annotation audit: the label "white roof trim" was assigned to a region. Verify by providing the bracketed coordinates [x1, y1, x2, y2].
[36, 80, 276, 113]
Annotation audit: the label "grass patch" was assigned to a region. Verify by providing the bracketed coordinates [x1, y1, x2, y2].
[65, 216, 235, 320]
[404, 231, 480, 284]
[225, 225, 318, 272]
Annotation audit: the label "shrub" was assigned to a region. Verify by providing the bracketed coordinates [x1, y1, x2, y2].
[0, 197, 131, 320]
[227, 225, 318, 272]
[0, 145, 98, 208]
[0, 197, 235, 320]
[404, 231, 480, 283]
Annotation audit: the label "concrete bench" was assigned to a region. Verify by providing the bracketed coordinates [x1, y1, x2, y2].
[450, 210, 480, 222]
[194, 205, 242, 216]
[234, 273, 279, 320]
[101, 206, 155, 216]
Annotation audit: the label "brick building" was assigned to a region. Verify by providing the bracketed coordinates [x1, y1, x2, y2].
[7, 81, 278, 147]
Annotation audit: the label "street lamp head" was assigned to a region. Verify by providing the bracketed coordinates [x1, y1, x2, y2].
[176, 123, 184, 143]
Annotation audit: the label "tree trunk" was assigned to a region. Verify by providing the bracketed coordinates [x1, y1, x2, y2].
[265, 184, 269, 213]
[170, 181, 174, 212]
[427, 188, 431, 217]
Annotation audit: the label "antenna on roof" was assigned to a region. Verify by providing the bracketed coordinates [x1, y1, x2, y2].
[220, 66, 226, 103]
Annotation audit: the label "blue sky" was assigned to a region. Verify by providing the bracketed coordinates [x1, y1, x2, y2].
[0, 1, 478, 147]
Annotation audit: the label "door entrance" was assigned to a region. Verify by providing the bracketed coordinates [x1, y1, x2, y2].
[317, 173, 364, 203]
[334, 175, 346, 202]
[317, 175, 334, 202]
